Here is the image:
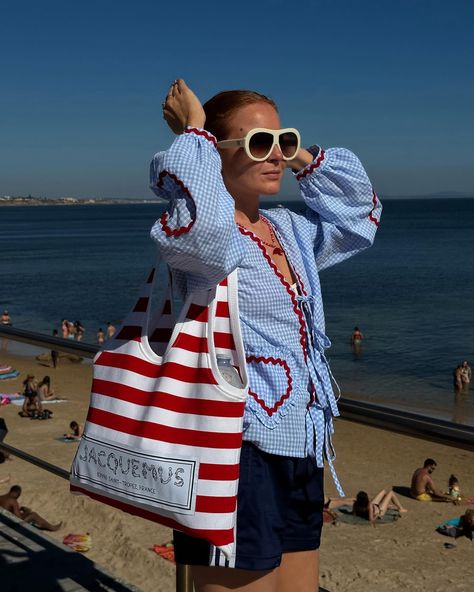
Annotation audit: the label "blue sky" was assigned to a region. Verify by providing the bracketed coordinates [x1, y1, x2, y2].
[1, 0, 473, 199]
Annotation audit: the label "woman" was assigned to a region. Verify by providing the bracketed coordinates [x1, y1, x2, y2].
[150, 80, 381, 591]
[37, 376, 62, 401]
[74, 321, 85, 342]
[61, 319, 69, 339]
[20, 375, 42, 417]
[353, 489, 407, 524]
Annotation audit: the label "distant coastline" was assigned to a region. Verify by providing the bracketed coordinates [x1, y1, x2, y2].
[1, 193, 472, 207]
[0, 196, 165, 207]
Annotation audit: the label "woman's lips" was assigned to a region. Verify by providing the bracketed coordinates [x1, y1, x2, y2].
[263, 171, 282, 179]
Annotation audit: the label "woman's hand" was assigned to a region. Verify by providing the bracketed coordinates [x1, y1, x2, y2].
[286, 148, 314, 172]
[162, 79, 206, 134]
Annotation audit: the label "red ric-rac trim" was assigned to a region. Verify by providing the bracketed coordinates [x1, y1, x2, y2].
[184, 127, 217, 147]
[368, 191, 380, 227]
[296, 149, 325, 181]
[237, 225, 308, 360]
[246, 355, 293, 416]
[157, 171, 196, 237]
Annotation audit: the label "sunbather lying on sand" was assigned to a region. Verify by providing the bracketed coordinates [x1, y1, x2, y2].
[0, 485, 62, 531]
[353, 489, 407, 526]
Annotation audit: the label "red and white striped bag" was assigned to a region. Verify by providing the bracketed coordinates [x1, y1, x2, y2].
[70, 261, 248, 558]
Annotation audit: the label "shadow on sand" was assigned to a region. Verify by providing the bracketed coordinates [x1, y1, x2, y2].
[0, 509, 140, 592]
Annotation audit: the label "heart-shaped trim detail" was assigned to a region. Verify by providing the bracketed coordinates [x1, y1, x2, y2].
[246, 355, 292, 416]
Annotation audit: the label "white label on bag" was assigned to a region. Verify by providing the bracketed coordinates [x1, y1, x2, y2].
[72, 434, 198, 514]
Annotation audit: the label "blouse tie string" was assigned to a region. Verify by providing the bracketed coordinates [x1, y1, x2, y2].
[296, 293, 345, 496]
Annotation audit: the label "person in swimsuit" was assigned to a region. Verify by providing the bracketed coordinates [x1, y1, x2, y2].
[410, 458, 454, 502]
[460, 360, 471, 388]
[351, 326, 364, 358]
[64, 421, 83, 440]
[37, 376, 62, 401]
[1, 310, 12, 326]
[352, 489, 407, 525]
[97, 327, 105, 344]
[0, 485, 62, 531]
[351, 326, 363, 345]
[20, 375, 43, 417]
[61, 319, 69, 339]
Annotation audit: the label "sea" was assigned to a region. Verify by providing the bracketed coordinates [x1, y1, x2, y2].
[1, 198, 473, 426]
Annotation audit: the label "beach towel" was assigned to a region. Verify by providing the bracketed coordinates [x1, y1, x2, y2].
[63, 533, 92, 552]
[11, 397, 67, 406]
[70, 259, 249, 561]
[0, 371, 19, 380]
[335, 505, 401, 525]
[57, 436, 81, 443]
[436, 517, 473, 540]
[152, 541, 175, 563]
[0, 393, 22, 400]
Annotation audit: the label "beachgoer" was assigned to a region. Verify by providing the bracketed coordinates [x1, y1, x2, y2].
[74, 320, 85, 341]
[459, 509, 474, 539]
[460, 360, 471, 387]
[19, 375, 43, 417]
[151, 79, 381, 590]
[67, 321, 76, 340]
[106, 322, 116, 338]
[410, 458, 454, 502]
[61, 319, 69, 339]
[453, 364, 464, 391]
[51, 329, 59, 368]
[351, 326, 364, 346]
[97, 328, 105, 344]
[64, 421, 83, 440]
[1, 310, 12, 326]
[0, 485, 62, 531]
[37, 376, 61, 401]
[351, 325, 364, 358]
[352, 489, 407, 525]
[447, 474, 461, 500]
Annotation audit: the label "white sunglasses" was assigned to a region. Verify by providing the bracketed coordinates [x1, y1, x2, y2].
[217, 127, 301, 162]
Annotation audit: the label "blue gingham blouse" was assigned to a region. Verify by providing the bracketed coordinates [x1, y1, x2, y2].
[149, 127, 381, 493]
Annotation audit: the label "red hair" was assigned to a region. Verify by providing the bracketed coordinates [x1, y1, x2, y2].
[203, 90, 277, 141]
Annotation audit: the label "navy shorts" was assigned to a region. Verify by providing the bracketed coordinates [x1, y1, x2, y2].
[173, 441, 324, 571]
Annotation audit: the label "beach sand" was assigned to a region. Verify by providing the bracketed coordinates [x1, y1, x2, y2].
[0, 342, 473, 592]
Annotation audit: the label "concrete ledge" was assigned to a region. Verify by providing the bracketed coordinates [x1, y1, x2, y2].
[338, 397, 474, 450]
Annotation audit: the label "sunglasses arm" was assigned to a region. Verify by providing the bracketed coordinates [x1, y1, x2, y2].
[216, 139, 245, 149]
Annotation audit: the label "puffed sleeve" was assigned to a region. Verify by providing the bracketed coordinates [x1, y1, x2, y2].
[295, 147, 382, 271]
[149, 128, 246, 290]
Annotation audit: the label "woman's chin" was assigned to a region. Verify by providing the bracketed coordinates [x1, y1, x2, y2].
[260, 181, 282, 196]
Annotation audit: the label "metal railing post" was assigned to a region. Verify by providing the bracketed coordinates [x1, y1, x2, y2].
[176, 565, 194, 592]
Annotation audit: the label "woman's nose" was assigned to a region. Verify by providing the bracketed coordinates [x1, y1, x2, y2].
[268, 142, 283, 162]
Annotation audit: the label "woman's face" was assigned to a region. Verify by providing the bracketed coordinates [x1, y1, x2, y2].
[218, 102, 285, 202]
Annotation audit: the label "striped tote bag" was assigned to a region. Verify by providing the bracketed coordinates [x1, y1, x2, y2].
[70, 261, 248, 558]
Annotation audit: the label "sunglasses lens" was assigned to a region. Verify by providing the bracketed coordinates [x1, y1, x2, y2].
[279, 132, 299, 158]
[248, 132, 274, 159]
